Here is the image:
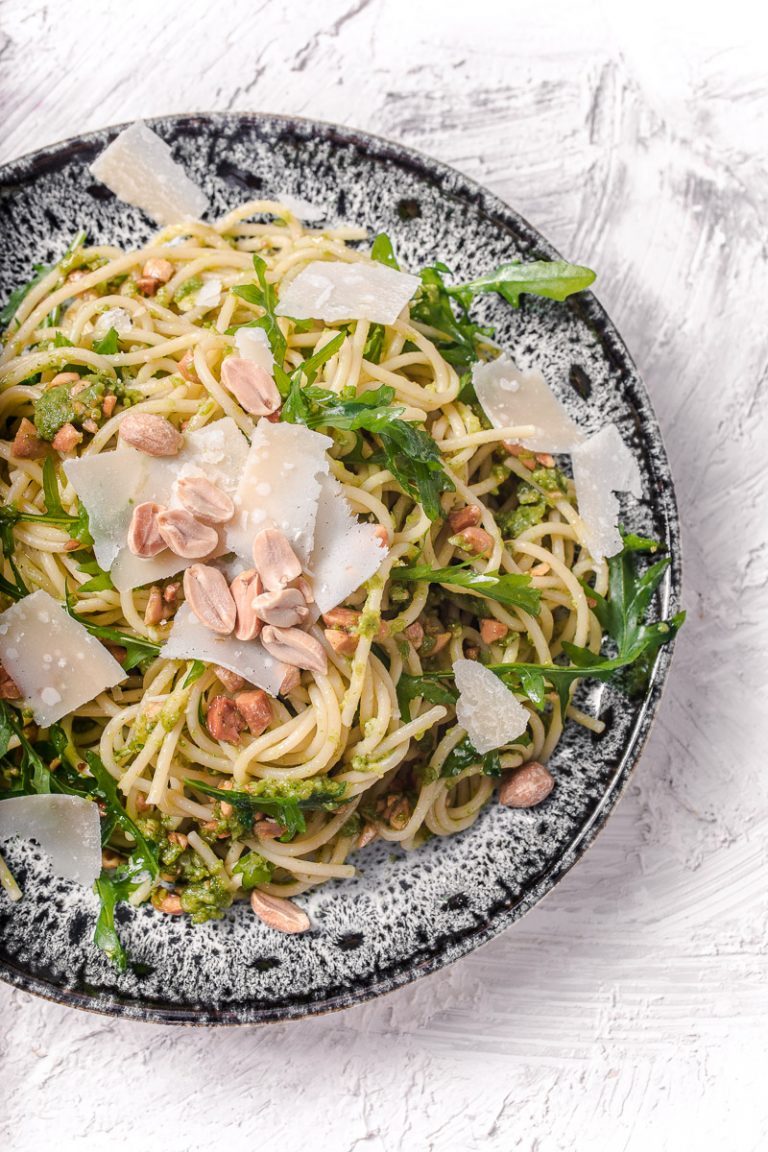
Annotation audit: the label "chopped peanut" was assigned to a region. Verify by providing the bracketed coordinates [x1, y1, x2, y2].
[52, 423, 83, 453]
[214, 665, 247, 693]
[357, 823, 378, 849]
[404, 621, 424, 649]
[535, 452, 555, 468]
[143, 585, 164, 627]
[102, 394, 117, 418]
[450, 526, 493, 556]
[178, 349, 200, 383]
[49, 371, 81, 388]
[12, 418, 47, 459]
[480, 619, 509, 644]
[205, 696, 246, 744]
[142, 257, 174, 283]
[234, 689, 272, 736]
[154, 891, 184, 915]
[447, 504, 482, 533]
[167, 831, 188, 849]
[324, 628, 359, 656]
[254, 819, 284, 840]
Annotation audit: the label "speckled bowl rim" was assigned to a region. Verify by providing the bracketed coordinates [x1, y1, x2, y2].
[0, 111, 681, 1025]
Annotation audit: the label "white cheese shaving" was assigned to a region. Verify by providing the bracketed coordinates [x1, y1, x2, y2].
[64, 418, 248, 591]
[0, 590, 125, 726]
[571, 423, 643, 561]
[0, 795, 101, 887]
[274, 193, 326, 222]
[275, 260, 420, 326]
[89, 121, 209, 226]
[472, 353, 583, 453]
[161, 604, 284, 696]
[234, 326, 274, 375]
[0, 795, 102, 887]
[226, 420, 332, 565]
[452, 658, 529, 754]
[309, 476, 387, 614]
[195, 277, 222, 310]
[94, 307, 132, 339]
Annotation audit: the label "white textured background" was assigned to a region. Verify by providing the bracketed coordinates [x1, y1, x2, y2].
[1, 2, 767, 1149]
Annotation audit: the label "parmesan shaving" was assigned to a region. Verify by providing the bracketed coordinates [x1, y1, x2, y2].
[195, 277, 222, 309]
[453, 658, 529, 754]
[234, 325, 275, 375]
[275, 260, 420, 326]
[226, 420, 332, 565]
[89, 121, 209, 226]
[0, 590, 125, 726]
[161, 604, 284, 696]
[94, 307, 132, 339]
[309, 476, 388, 614]
[0, 795, 102, 887]
[571, 423, 643, 560]
[472, 354, 583, 454]
[274, 193, 326, 222]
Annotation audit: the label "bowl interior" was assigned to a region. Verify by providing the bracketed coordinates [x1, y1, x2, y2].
[0, 114, 680, 1023]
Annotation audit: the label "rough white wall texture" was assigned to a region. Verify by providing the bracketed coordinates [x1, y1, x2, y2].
[1, 1, 767, 1149]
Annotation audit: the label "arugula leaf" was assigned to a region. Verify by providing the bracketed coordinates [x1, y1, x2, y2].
[411, 264, 493, 374]
[187, 777, 347, 842]
[396, 673, 458, 723]
[392, 562, 541, 615]
[371, 233, 400, 269]
[395, 535, 683, 715]
[362, 323, 385, 364]
[182, 659, 207, 688]
[0, 458, 93, 546]
[77, 572, 114, 594]
[458, 259, 596, 308]
[93, 855, 148, 971]
[232, 851, 274, 888]
[231, 254, 287, 366]
[282, 382, 454, 520]
[64, 593, 161, 670]
[1, 231, 87, 330]
[441, 735, 502, 779]
[92, 327, 119, 355]
[0, 702, 51, 794]
[1, 264, 50, 328]
[84, 751, 158, 881]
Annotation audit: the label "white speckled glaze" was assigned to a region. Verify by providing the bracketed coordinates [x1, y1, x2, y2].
[0, 113, 681, 1024]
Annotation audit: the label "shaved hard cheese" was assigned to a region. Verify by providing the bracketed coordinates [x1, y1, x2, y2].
[195, 277, 222, 309]
[226, 420, 332, 565]
[453, 658, 529, 754]
[571, 423, 642, 560]
[64, 418, 248, 591]
[0, 795, 102, 887]
[309, 476, 388, 614]
[275, 260, 420, 326]
[274, 193, 326, 222]
[89, 121, 209, 226]
[94, 307, 132, 340]
[472, 354, 583, 454]
[162, 604, 284, 696]
[234, 326, 275, 375]
[0, 590, 125, 726]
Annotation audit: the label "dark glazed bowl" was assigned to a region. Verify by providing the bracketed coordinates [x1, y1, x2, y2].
[0, 113, 681, 1024]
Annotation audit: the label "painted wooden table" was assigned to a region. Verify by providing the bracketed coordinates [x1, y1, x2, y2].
[1, 2, 766, 1149]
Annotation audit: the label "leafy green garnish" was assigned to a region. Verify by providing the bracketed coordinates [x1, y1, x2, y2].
[92, 326, 119, 355]
[1, 264, 50, 328]
[1, 231, 87, 330]
[395, 535, 684, 716]
[186, 776, 348, 842]
[0, 702, 52, 794]
[459, 260, 596, 308]
[391, 562, 540, 615]
[396, 674, 458, 723]
[411, 264, 493, 374]
[93, 857, 147, 971]
[371, 233, 400, 269]
[84, 752, 159, 881]
[65, 593, 161, 670]
[232, 851, 274, 888]
[231, 254, 287, 367]
[441, 735, 502, 779]
[182, 660, 207, 688]
[283, 382, 454, 520]
[362, 323, 385, 364]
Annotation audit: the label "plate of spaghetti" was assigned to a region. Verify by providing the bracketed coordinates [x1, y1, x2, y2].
[0, 114, 682, 1023]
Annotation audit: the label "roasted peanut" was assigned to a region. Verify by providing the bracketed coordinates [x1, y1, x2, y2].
[157, 508, 218, 559]
[127, 501, 167, 558]
[183, 564, 237, 634]
[498, 762, 554, 808]
[119, 412, 183, 457]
